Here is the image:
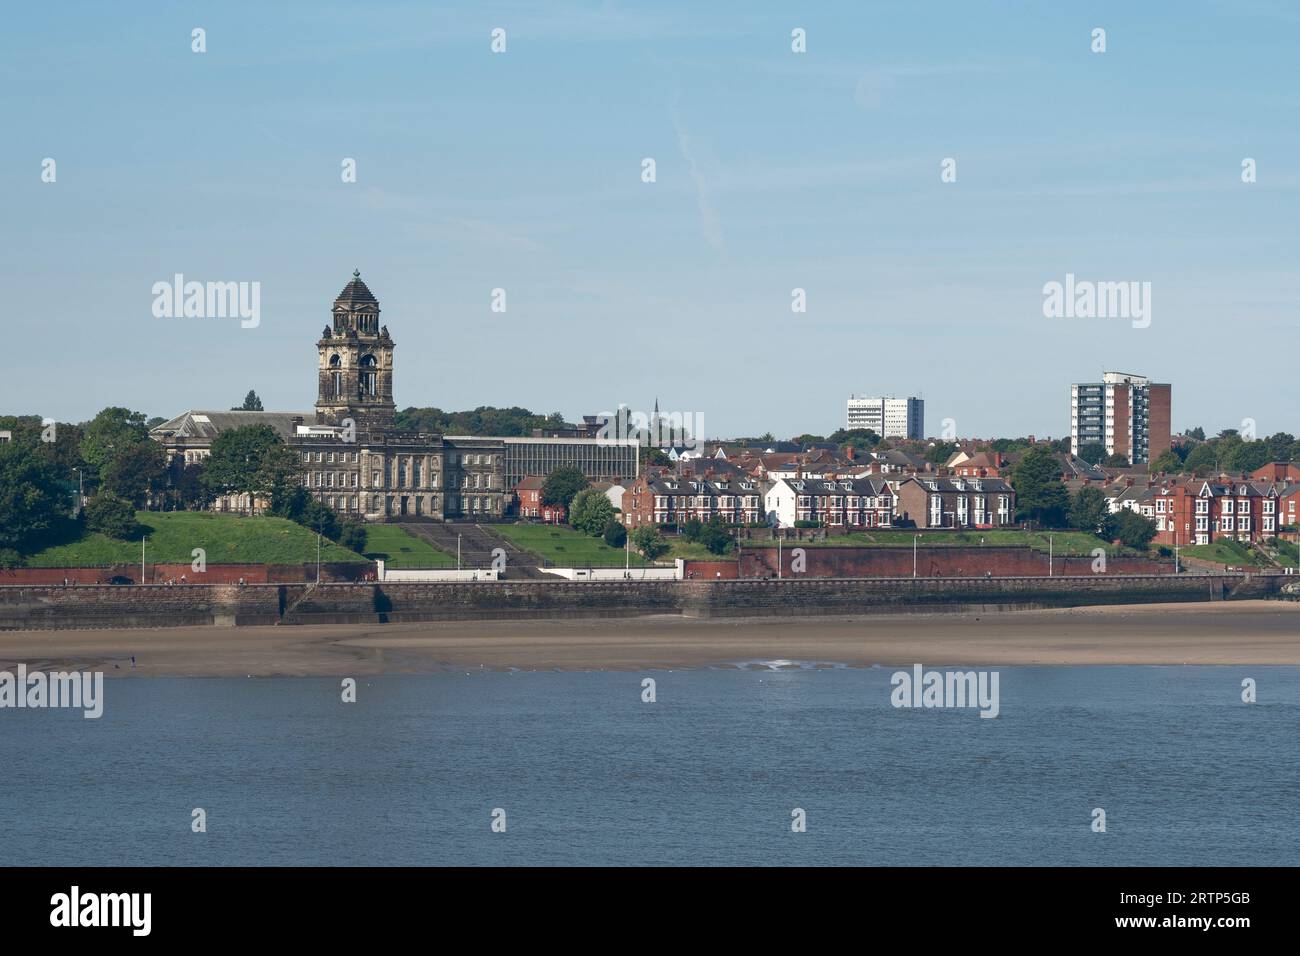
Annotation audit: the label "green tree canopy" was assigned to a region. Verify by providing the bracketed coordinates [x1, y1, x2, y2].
[1105, 509, 1158, 550]
[1150, 450, 1183, 474]
[630, 525, 669, 560]
[0, 441, 68, 554]
[201, 425, 302, 499]
[569, 487, 615, 535]
[102, 440, 167, 508]
[79, 407, 151, 472]
[83, 491, 138, 540]
[235, 390, 264, 411]
[541, 466, 588, 509]
[1010, 446, 1069, 527]
[1076, 442, 1107, 465]
[1068, 486, 1110, 534]
[602, 519, 627, 548]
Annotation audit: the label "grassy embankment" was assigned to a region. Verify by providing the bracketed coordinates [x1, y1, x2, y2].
[361, 525, 455, 568]
[25, 512, 365, 567]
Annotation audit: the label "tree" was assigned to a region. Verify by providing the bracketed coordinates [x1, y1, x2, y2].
[101, 440, 167, 508]
[541, 466, 588, 510]
[1183, 443, 1218, 476]
[793, 434, 825, 445]
[166, 461, 211, 511]
[235, 390, 264, 411]
[827, 428, 880, 451]
[602, 519, 627, 548]
[83, 491, 138, 540]
[569, 487, 615, 535]
[1265, 432, 1296, 462]
[698, 515, 733, 555]
[1103, 452, 1130, 468]
[1225, 441, 1269, 474]
[1150, 450, 1183, 474]
[925, 442, 959, 466]
[1010, 445, 1069, 527]
[1186, 426, 1206, 441]
[1105, 509, 1157, 550]
[0, 441, 67, 554]
[1068, 487, 1110, 534]
[339, 521, 367, 554]
[201, 425, 301, 499]
[79, 407, 151, 472]
[630, 525, 670, 560]
[681, 517, 704, 542]
[640, 446, 671, 468]
[1077, 442, 1107, 465]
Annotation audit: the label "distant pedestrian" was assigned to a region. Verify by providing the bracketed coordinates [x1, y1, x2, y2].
[180, 574, 187, 584]
[130, 656, 135, 668]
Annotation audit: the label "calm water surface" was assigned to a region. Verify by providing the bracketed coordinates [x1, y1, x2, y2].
[1, 666, 1296, 865]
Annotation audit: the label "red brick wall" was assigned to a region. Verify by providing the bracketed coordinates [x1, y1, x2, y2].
[1147, 384, 1171, 463]
[0, 562, 373, 586]
[712, 546, 1172, 578]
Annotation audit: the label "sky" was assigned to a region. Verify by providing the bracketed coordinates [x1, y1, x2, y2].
[3, 0, 1299, 440]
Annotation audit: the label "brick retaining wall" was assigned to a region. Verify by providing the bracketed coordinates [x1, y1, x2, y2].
[0, 573, 1279, 630]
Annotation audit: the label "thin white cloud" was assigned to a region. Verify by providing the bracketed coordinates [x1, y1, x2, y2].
[669, 102, 725, 255]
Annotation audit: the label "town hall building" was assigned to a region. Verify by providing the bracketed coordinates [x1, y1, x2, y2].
[151, 272, 636, 521]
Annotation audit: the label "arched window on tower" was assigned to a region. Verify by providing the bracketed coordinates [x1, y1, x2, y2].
[359, 354, 377, 397]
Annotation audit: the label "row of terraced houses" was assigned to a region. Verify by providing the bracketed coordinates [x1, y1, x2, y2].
[620, 473, 1016, 530]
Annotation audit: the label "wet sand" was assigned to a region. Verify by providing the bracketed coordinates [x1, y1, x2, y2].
[1, 601, 1297, 675]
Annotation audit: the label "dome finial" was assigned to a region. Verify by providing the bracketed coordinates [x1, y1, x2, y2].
[353, 268, 360, 279]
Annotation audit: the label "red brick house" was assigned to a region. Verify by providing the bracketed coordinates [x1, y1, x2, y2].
[514, 476, 565, 522]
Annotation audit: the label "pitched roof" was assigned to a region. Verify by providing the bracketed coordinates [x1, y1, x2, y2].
[149, 410, 314, 441]
[334, 270, 379, 309]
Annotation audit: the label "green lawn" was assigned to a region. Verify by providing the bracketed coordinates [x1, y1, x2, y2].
[362, 525, 455, 568]
[495, 524, 652, 567]
[1262, 541, 1300, 569]
[26, 512, 366, 567]
[1180, 538, 1271, 568]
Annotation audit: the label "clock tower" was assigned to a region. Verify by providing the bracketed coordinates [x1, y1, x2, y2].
[315, 270, 397, 431]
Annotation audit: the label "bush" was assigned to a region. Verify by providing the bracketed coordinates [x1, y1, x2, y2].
[602, 519, 627, 548]
[84, 492, 138, 540]
[681, 517, 703, 542]
[339, 522, 367, 554]
[0, 548, 23, 569]
[630, 525, 669, 560]
[699, 516, 733, 555]
[570, 488, 615, 536]
[794, 519, 820, 529]
[1103, 509, 1157, 550]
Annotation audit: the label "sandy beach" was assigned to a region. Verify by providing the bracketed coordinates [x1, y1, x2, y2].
[0, 600, 1296, 675]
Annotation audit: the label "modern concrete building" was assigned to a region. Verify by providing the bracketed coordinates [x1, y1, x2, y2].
[1069, 371, 1171, 465]
[845, 395, 924, 439]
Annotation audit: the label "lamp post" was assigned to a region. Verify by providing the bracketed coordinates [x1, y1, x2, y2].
[457, 534, 462, 570]
[141, 534, 147, 585]
[913, 534, 919, 579]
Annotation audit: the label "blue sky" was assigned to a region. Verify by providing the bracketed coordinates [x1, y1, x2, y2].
[4, 1, 1298, 440]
